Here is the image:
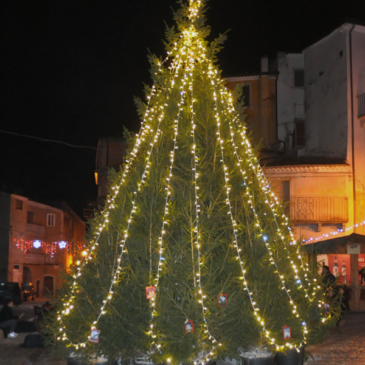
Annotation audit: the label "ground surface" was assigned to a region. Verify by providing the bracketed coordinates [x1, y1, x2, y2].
[304, 312, 365, 365]
[0, 304, 364, 365]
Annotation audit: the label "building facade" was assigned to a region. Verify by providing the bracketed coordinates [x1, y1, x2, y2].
[262, 23, 365, 310]
[226, 57, 278, 150]
[0, 192, 85, 297]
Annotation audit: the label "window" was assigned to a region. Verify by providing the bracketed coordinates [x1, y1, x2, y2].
[242, 84, 251, 107]
[47, 213, 55, 227]
[294, 69, 304, 88]
[294, 121, 305, 147]
[358, 93, 365, 118]
[27, 211, 34, 224]
[15, 199, 23, 210]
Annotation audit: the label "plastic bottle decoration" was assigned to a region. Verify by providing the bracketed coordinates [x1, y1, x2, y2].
[89, 329, 101, 343]
[283, 326, 291, 340]
[184, 320, 194, 334]
[217, 293, 228, 307]
[145, 286, 156, 300]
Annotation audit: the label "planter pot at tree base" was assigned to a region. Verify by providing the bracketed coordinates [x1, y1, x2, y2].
[275, 348, 304, 365]
[240, 356, 275, 365]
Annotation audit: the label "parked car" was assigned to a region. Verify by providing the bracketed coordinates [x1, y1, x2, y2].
[0, 282, 22, 304]
[22, 282, 36, 301]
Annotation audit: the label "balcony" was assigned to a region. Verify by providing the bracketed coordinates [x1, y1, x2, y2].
[26, 223, 45, 235]
[45, 255, 61, 265]
[290, 197, 348, 231]
[24, 253, 61, 265]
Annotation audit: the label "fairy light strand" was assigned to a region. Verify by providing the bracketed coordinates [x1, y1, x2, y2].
[212, 81, 307, 349]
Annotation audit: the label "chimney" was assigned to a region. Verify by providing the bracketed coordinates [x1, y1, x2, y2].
[261, 56, 268, 73]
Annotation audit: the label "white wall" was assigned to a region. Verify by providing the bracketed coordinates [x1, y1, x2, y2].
[303, 25, 350, 159]
[351, 25, 365, 230]
[277, 53, 304, 144]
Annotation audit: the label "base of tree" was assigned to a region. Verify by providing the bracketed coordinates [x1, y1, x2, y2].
[275, 347, 304, 365]
[240, 356, 275, 365]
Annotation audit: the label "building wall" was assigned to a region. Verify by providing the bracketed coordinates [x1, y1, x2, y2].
[6, 195, 85, 297]
[0, 193, 11, 282]
[266, 165, 353, 241]
[351, 26, 365, 236]
[277, 53, 305, 145]
[226, 74, 277, 149]
[303, 24, 349, 159]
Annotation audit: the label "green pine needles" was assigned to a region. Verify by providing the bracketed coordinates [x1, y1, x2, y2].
[47, 1, 338, 363]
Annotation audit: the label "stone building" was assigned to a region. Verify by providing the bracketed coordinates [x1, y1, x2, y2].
[0, 192, 85, 297]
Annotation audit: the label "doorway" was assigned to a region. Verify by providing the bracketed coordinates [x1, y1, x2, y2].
[36, 280, 40, 298]
[23, 266, 32, 283]
[43, 276, 54, 297]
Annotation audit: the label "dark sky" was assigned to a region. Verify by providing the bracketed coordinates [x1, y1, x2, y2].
[1, 0, 364, 218]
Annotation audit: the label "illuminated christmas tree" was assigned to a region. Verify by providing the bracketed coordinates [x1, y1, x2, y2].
[49, 1, 338, 363]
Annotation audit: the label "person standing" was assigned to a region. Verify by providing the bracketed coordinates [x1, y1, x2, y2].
[0, 299, 24, 338]
[321, 265, 336, 286]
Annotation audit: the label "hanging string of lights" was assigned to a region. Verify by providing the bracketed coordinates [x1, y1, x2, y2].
[57, 47, 189, 348]
[220, 91, 319, 300]
[190, 59, 219, 365]
[211, 79, 307, 350]
[148, 87, 185, 353]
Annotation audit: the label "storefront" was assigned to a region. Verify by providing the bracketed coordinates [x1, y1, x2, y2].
[303, 233, 365, 311]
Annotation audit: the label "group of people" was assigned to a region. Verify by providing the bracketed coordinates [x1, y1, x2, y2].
[0, 300, 24, 338]
[0, 299, 54, 339]
[321, 265, 350, 326]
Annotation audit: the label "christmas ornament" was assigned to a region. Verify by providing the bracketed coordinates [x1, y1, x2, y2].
[89, 329, 101, 343]
[323, 302, 330, 315]
[145, 286, 156, 300]
[184, 320, 194, 334]
[217, 293, 228, 307]
[283, 326, 291, 340]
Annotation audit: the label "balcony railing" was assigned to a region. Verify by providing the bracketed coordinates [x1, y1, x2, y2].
[358, 93, 365, 119]
[26, 223, 45, 235]
[290, 197, 348, 225]
[45, 255, 61, 265]
[24, 253, 61, 265]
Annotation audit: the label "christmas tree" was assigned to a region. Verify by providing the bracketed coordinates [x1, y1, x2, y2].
[48, 1, 338, 363]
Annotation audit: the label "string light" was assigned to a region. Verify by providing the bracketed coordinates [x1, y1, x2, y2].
[55, 0, 333, 358]
[211, 79, 307, 350]
[189, 56, 219, 363]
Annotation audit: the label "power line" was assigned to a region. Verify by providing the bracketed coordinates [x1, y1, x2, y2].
[0, 129, 97, 150]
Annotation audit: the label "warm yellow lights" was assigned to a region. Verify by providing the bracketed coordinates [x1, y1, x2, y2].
[56, 0, 327, 357]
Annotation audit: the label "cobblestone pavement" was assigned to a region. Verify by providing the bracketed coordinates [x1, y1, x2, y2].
[0, 333, 66, 365]
[305, 312, 365, 365]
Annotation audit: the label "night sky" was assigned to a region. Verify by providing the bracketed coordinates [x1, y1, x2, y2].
[1, 0, 364, 218]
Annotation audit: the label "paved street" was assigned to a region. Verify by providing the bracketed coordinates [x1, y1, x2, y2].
[304, 312, 365, 365]
[0, 309, 364, 364]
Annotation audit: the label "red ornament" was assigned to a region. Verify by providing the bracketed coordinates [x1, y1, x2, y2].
[145, 286, 156, 299]
[184, 320, 194, 334]
[283, 326, 291, 340]
[217, 293, 228, 307]
[323, 302, 330, 315]
[89, 329, 101, 343]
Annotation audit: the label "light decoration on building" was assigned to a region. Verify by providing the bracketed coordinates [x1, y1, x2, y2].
[33, 240, 41, 249]
[303, 220, 365, 243]
[58, 241, 67, 249]
[14, 239, 84, 257]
